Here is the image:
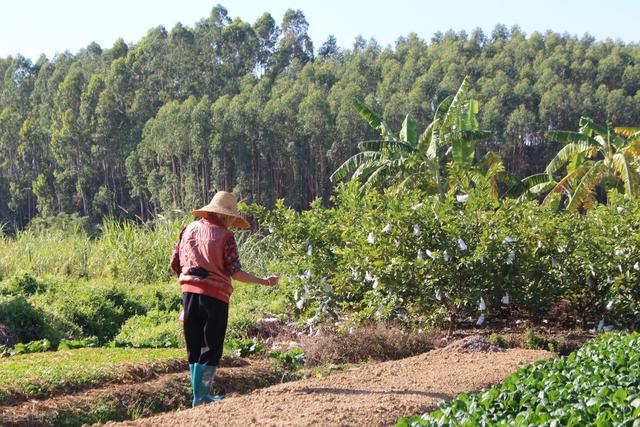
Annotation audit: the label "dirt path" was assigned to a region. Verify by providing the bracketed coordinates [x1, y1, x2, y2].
[110, 348, 553, 427]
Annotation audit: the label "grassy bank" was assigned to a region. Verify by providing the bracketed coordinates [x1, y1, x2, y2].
[0, 348, 185, 403]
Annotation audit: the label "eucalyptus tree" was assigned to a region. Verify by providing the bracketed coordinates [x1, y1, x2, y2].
[253, 13, 279, 75]
[50, 65, 93, 214]
[272, 9, 314, 73]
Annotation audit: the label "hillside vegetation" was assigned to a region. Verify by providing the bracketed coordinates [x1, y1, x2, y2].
[1, 5, 640, 227]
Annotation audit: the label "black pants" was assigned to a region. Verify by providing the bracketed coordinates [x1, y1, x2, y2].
[182, 292, 229, 366]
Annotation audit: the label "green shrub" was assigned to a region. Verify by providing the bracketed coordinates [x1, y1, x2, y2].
[254, 183, 640, 330]
[487, 333, 507, 348]
[270, 348, 305, 370]
[0, 274, 46, 296]
[522, 329, 546, 349]
[114, 310, 182, 348]
[0, 296, 51, 343]
[125, 282, 181, 313]
[30, 281, 140, 343]
[226, 317, 257, 341]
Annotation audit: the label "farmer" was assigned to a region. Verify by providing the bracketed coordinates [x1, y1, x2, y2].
[170, 191, 279, 407]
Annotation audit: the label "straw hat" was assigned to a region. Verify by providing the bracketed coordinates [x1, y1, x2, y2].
[192, 191, 250, 229]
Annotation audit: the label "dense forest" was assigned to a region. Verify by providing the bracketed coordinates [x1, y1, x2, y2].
[0, 5, 639, 228]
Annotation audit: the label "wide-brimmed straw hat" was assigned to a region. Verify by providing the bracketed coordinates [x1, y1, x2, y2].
[192, 191, 250, 229]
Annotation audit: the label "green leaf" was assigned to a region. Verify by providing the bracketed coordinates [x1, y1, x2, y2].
[586, 397, 599, 407]
[612, 388, 628, 405]
[545, 142, 599, 175]
[329, 151, 382, 182]
[611, 152, 640, 196]
[399, 114, 417, 146]
[352, 98, 382, 131]
[548, 130, 600, 147]
[417, 121, 434, 154]
[358, 140, 416, 153]
[352, 98, 395, 140]
[503, 173, 553, 198]
[443, 76, 471, 130]
[565, 161, 607, 212]
[452, 139, 475, 170]
[567, 151, 586, 174]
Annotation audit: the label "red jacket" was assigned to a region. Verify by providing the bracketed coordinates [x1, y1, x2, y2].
[172, 218, 234, 303]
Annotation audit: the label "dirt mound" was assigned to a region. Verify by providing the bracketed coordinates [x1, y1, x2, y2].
[110, 348, 553, 427]
[441, 335, 505, 353]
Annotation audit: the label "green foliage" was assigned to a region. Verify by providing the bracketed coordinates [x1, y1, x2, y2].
[0, 216, 186, 284]
[0, 240, 280, 350]
[29, 281, 140, 343]
[257, 182, 640, 330]
[57, 336, 99, 351]
[0, 347, 183, 403]
[270, 348, 306, 370]
[522, 329, 547, 350]
[0, 276, 182, 345]
[114, 310, 183, 348]
[2, 13, 640, 226]
[398, 332, 640, 426]
[0, 273, 46, 296]
[0, 295, 60, 344]
[226, 338, 265, 357]
[99, 217, 186, 284]
[11, 338, 52, 355]
[332, 77, 494, 197]
[538, 117, 640, 211]
[487, 333, 507, 348]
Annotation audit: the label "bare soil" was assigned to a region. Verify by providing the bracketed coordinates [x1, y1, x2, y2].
[109, 347, 553, 427]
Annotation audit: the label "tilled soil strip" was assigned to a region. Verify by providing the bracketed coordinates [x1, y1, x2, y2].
[111, 348, 553, 427]
[0, 355, 255, 407]
[0, 359, 287, 427]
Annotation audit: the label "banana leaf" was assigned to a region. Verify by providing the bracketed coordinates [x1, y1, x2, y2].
[329, 151, 382, 182]
[399, 114, 417, 146]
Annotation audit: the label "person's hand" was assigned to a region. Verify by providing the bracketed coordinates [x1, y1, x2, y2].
[264, 276, 279, 286]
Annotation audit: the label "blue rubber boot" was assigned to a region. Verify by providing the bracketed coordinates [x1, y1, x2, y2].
[188, 363, 195, 397]
[191, 363, 223, 407]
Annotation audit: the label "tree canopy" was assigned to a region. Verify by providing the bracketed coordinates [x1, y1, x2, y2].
[1, 5, 639, 227]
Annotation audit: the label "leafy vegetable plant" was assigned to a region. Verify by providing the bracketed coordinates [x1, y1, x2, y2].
[398, 332, 640, 426]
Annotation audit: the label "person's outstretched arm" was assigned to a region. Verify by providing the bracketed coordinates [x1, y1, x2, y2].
[232, 271, 279, 286]
[225, 235, 278, 286]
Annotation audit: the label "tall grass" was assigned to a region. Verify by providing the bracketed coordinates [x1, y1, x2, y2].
[0, 228, 94, 280]
[0, 217, 273, 284]
[100, 217, 185, 283]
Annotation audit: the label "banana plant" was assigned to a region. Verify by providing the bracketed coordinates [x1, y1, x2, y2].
[329, 99, 419, 191]
[331, 76, 494, 198]
[502, 172, 556, 201]
[536, 117, 640, 212]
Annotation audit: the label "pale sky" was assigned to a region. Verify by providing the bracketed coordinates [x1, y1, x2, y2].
[1, 0, 638, 61]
